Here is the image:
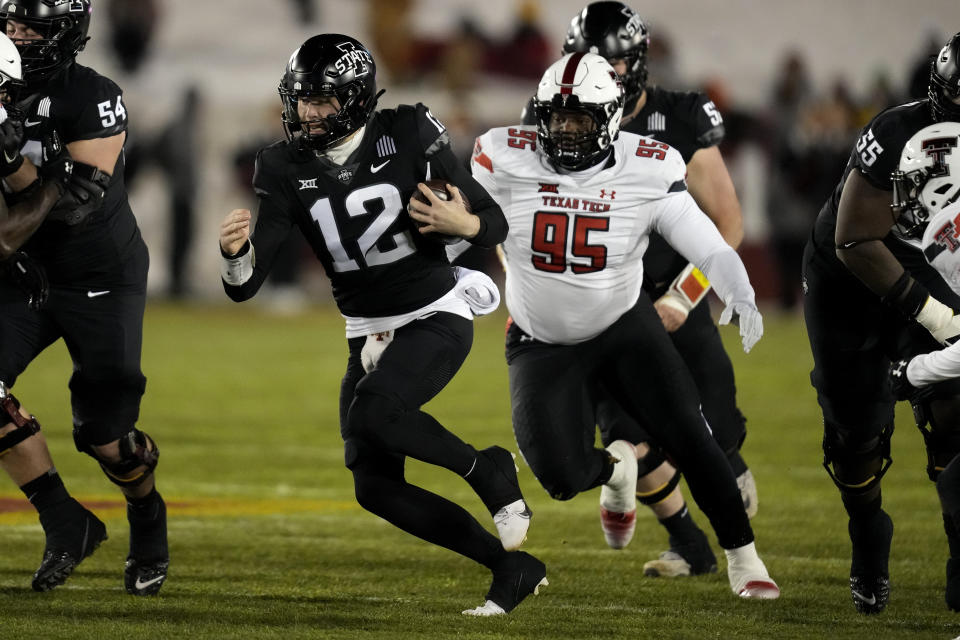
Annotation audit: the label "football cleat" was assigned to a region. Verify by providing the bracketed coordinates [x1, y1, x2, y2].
[849, 510, 893, 614]
[462, 551, 547, 616]
[32, 505, 107, 592]
[850, 574, 889, 614]
[737, 469, 758, 519]
[725, 541, 780, 600]
[644, 544, 718, 578]
[124, 557, 169, 596]
[599, 440, 638, 549]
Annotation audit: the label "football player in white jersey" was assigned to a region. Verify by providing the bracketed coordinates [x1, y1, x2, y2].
[469, 52, 779, 599]
[885, 122, 960, 612]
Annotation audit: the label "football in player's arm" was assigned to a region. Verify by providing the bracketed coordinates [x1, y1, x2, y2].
[219, 33, 546, 617]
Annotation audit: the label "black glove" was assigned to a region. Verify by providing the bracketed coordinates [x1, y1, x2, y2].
[4, 250, 49, 311]
[889, 358, 930, 402]
[0, 116, 24, 177]
[37, 128, 73, 191]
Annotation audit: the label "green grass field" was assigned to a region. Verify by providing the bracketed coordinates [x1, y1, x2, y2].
[0, 303, 958, 639]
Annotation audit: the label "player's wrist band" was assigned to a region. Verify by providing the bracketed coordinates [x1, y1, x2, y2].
[882, 271, 928, 318]
[220, 241, 255, 285]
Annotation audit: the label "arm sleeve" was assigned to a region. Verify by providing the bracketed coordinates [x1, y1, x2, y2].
[222, 150, 295, 302]
[423, 117, 506, 247]
[908, 346, 960, 387]
[652, 191, 755, 306]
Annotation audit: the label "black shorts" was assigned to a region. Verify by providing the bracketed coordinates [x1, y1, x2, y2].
[506, 293, 751, 547]
[802, 240, 954, 436]
[0, 280, 147, 446]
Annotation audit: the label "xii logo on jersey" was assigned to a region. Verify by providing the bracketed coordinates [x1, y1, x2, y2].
[298, 178, 318, 190]
[538, 183, 559, 193]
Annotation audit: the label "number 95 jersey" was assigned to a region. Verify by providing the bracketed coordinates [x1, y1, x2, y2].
[472, 125, 725, 345]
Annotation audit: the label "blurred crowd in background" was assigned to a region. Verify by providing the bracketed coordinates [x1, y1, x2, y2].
[87, 0, 955, 311]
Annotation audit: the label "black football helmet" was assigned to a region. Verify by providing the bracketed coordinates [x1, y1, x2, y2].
[0, 0, 91, 87]
[930, 32, 960, 122]
[562, 2, 649, 112]
[279, 34, 382, 152]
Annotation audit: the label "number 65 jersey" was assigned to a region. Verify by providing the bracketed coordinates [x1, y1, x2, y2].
[471, 125, 743, 345]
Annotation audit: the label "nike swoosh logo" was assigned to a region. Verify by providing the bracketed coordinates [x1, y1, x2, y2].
[4, 58, 13, 64]
[24, 119, 41, 128]
[87, 290, 110, 298]
[134, 574, 166, 590]
[3, 149, 17, 164]
[851, 590, 876, 605]
[370, 160, 390, 173]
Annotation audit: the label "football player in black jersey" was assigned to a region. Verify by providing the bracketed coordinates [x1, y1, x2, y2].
[802, 32, 960, 614]
[535, 1, 752, 579]
[0, 0, 167, 596]
[219, 34, 546, 617]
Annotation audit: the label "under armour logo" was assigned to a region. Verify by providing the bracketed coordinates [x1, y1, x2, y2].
[599, 189, 615, 200]
[298, 178, 318, 190]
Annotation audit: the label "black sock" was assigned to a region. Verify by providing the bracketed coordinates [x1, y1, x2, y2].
[944, 512, 960, 558]
[660, 504, 708, 548]
[127, 487, 168, 561]
[20, 468, 71, 515]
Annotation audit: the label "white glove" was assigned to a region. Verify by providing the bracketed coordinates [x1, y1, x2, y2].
[915, 296, 960, 345]
[361, 330, 393, 373]
[719, 302, 763, 353]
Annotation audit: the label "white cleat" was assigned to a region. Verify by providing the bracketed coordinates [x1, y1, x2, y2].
[493, 499, 532, 551]
[462, 600, 507, 617]
[599, 440, 638, 549]
[737, 469, 758, 519]
[725, 541, 780, 599]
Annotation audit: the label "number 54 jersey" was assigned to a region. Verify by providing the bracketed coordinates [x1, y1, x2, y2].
[471, 125, 730, 345]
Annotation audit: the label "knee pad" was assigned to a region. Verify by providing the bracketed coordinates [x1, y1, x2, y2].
[912, 393, 960, 481]
[0, 383, 41, 456]
[81, 428, 159, 488]
[822, 421, 893, 499]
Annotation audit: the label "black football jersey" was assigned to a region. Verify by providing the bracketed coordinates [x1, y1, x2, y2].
[624, 87, 725, 293]
[224, 103, 506, 318]
[809, 100, 935, 272]
[16, 63, 146, 290]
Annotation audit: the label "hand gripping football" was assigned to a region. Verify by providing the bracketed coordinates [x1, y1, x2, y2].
[411, 179, 472, 245]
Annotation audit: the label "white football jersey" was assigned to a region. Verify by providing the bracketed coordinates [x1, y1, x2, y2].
[471, 125, 736, 344]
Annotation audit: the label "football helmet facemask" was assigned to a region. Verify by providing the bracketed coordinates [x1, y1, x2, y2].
[929, 32, 960, 122]
[279, 34, 382, 152]
[534, 52, 624, 171]
[0, 0, 91, 87]
[562, 2, 649, 112]
[892, 122, 960, 242]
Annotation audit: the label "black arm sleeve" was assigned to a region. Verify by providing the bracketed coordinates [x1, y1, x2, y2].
[428, 141, 507, 247]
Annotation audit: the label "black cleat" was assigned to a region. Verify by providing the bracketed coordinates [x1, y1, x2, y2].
[850, 574, 890, 614]
[643, 540, 718, 578]
[462, 551, 548, 616]
[31, 506, 107, 592]
[124, 557, 169, 596]
[849, 509, 893, 614]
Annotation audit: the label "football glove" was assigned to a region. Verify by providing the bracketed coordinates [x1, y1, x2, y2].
[4, 251, 49, 311]
[0, 114, 24, 177]
[37, 128, 73, 191]
[719, 301, 763, 353]
[361, 330, 393, 373]
[888, 358, 934, 403]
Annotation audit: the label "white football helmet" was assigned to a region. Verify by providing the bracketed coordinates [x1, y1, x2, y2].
[892, 122, 960, 243]
[921, 201, 960, 296]
[0, 33, 22, 117]
[533, 52, 624, 170]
